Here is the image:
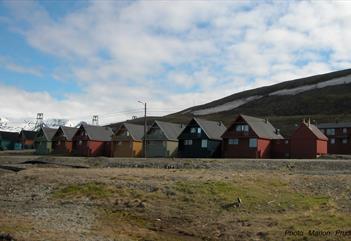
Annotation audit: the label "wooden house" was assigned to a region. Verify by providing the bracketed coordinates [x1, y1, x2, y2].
[111, 123, 144, 157]
[72, 124, 113, 157]
[0, 131, 21, 150]
[317, 122, 351, 154]
[144, 120, 184, 157]
[222, 114, 284, 158]
[177, 118, 226, 158]
[271, 139, 290, 159]
[19, 130, 36, 149]
[291, 120, 328, 159]
[34, 127, 57, 155]
[52, 126, 78, 155]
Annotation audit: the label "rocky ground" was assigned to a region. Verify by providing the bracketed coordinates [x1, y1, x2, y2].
[0, 155, 350, 241]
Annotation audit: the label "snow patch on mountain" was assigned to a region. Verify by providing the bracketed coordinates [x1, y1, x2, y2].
[269, 74, 351, 96]
[192, 95, 262, 115]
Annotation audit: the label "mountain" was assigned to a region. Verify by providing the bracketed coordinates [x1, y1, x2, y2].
[109, 68, 351, 137]
[0, 118, 81, 133]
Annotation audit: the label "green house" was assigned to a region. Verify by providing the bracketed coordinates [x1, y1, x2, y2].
[144, 121, 185, 157]
[0, 131, 21, 150]
[34, 127, 57, 155]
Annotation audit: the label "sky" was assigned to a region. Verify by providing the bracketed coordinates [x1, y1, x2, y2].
[1, 0, 351, 125]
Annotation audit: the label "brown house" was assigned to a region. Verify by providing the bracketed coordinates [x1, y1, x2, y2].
[291, 121, 328, 159]
[52, 126, 78, 155]
[111, 123, 144, 157]
[317, 122, 351, 154]
[19, 130, 36, 149]
[222, 114, 284, 158]
[72, 124, 113, 157]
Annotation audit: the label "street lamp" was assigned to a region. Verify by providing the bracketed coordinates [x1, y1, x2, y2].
[138, 101, 147, 158]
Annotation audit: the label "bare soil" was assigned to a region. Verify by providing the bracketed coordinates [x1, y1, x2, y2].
[0, 155, 350, 241]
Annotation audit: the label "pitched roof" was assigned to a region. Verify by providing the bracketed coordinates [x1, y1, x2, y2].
[116, 123, 145, 141]
[317, 122, 351, 129]
[192, 118, 227, 140]
[82, 124, 113, 141]
[59, 126, 78, 141]
[239, 114, 284, 139]
[303, 122, 328, 140]
[147, 121, 185, 141]
[0, 131, 20, 142]
[41, 127, 58, 141]
[20, 130, 36, 140]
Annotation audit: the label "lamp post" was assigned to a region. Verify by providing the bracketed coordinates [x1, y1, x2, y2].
[138, 101, 147, 158]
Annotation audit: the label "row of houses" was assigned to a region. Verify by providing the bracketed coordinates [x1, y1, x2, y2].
[0, 130, 36, 151]
[1, 114, 350, 158]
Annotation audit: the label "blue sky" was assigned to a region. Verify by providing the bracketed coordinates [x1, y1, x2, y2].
[1, 0, 351, 124]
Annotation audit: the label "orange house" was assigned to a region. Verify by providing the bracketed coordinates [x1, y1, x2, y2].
[111, 123, 144, 157]
[52, 126, 78, 155]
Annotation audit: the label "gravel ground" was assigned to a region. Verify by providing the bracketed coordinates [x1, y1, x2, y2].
[0, 155, 350, 241]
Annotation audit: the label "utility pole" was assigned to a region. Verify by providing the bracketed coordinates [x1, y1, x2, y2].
[138, 101, 147, 158]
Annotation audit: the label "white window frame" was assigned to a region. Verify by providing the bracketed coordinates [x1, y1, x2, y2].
[342, 138, 348, 144]
[201, 139, 208, 148]
[326, 129, 335, 136]
[249, 138, 257, 148]
[190, 128, 196, 133]
[184, 140, 193, 145]
[228, 138, 239, 145]
[330, 138, 335, 144]
[235, 124, 249, 132]
[343, 128, 347, 134]
[197, 128, 202, 134]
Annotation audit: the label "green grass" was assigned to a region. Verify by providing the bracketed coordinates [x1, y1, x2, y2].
[50, 172, 350, 241]
[52, 182, 114, 199]
[172, 179, 330, 213]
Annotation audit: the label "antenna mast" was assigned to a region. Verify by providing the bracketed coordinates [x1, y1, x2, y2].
[92, 115, 99, 125]
[34, 113, 44, 130]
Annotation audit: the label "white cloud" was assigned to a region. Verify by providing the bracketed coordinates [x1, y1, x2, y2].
[1, 0, 351, 125]
[0, 57, 43, 77]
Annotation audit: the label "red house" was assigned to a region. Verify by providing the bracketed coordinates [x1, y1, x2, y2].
[317, 122, 351, 154]
[52, 126, 78, 155]
[291, 121, 328, 159]
[222, 114, 284, 158]
[72, 124, 113, 157]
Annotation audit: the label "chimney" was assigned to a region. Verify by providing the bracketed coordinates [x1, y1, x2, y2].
[265, 118, 268, 124]
[275, 128, 280, 135]
[218, 121, 221, 126]
[308, 118, 311, 127]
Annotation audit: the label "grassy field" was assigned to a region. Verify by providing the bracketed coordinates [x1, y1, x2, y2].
[0, 157, 350, 241]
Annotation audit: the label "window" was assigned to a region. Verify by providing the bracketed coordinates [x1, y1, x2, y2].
[190, 128, 196, 133]
[79, 140, 82, 145]
[197, 128, 202, 134]
[343, 128, 348, 134]
[235, 124, 249, 132]
[326, 129, 335, 135]
[249, 138, 257, 148]
[117, 141, 122, 145]
[330, 138, 335, 144]
[201, 139, 208, 148]
[284, 140, 289, 144]
[228, 139, 239, 145]
[184, 140, 193, 145]
[342, 138, 348, 144]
